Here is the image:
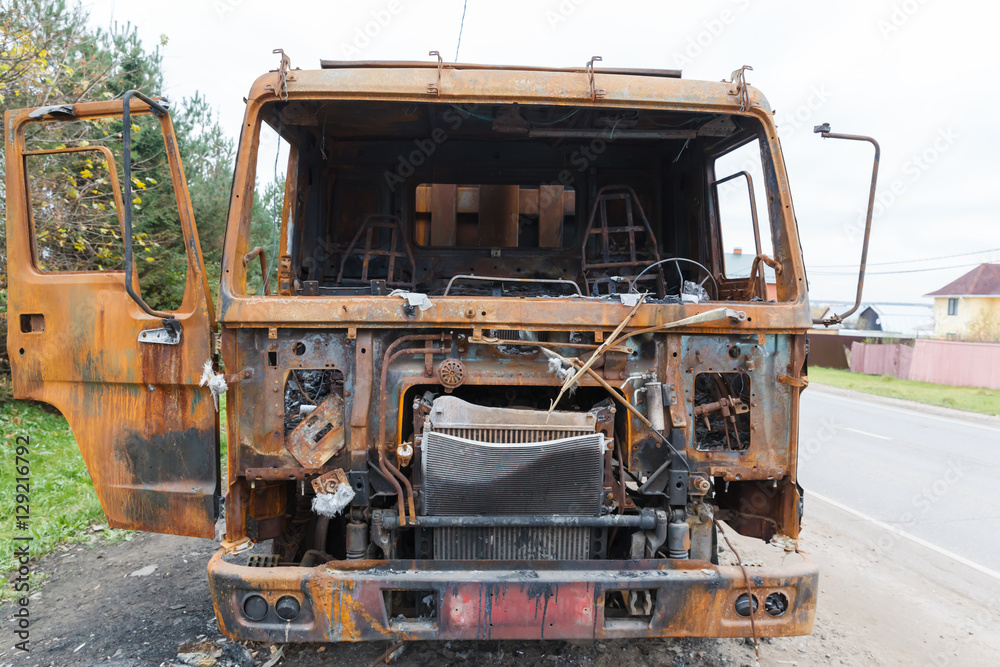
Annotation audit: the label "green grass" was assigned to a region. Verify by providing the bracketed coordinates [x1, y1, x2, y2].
[0, 400, 106, 596]
[809, 367, 1000, 416]
[1, 395, 227, 599]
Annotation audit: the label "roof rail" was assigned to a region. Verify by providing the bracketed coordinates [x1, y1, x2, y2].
[319, 60, 682, 79]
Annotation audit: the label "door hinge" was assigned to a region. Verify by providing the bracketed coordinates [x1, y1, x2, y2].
[777, 373, 809, 388]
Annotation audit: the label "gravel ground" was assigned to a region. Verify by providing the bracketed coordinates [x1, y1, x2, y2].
[2, 500, 999, 667]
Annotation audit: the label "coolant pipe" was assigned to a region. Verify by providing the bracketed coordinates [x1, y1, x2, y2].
[415, 509, 657, 529]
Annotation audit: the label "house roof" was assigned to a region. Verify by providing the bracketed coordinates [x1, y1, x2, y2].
[858, 304, 935, 335]
[925, 263, 1000, 297]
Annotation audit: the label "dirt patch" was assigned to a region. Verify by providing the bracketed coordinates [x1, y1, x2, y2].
[2, 505, 999, 667]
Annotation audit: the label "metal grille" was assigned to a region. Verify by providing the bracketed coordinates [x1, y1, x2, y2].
[431, 424, 593, 444]
[422, 431, 605, 516]
[434, 526, 591, 560]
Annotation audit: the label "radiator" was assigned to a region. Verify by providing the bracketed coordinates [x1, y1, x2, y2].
[422, 431, 605, 516]
[421, 396, 605, 559]
[433, 526, 591, 560]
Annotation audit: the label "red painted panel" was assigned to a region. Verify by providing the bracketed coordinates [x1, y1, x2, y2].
[443, 582, 597, 640]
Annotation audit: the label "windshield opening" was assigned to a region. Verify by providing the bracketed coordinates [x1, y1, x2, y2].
[230, 100, 791, 302]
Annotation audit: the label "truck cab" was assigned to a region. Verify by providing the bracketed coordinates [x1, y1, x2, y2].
[6, 58, 821, 642]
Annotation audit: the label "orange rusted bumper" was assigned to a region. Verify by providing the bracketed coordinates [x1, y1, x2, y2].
[207, 550, 817, 642]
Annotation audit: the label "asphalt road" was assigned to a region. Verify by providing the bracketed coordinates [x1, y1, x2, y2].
[798, 387, 1000, 573]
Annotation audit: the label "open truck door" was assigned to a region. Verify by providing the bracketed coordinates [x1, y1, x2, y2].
[4, 93, 220, 538]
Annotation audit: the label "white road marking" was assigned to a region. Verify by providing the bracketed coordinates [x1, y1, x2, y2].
[810, 491, 1000, 582]
[811, 391, 1000, 432]
[843, 426, 892, 440]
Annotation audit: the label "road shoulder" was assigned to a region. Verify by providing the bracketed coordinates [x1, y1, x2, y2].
[808, 382, 1000, 427]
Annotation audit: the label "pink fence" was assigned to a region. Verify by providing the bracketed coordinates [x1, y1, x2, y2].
[848, 339, 1000, 390]
[849, 343, 913, 378]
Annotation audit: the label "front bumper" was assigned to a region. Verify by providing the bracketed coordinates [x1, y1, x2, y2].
[208, 550, 818, 642]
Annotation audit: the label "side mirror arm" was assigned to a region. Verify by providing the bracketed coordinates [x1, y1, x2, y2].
[811, 123, 881, 327]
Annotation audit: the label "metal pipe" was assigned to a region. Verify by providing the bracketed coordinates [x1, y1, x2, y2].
[376, 335, 447, 526]
[812, 125, 881, 326]
[242, 246, 270, 295]
[415, 510, 656, 529]
[712, 171, 765, 297]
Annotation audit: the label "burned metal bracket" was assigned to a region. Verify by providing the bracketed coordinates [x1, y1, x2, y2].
[639, 449, 690, 506]
[348, 470, 370, 506]
[277, 255, 294, 296]
[137, 325, 181, 345]
[245, 467, 332, 481]
[266, 48, 296, 100]
[777, 373, 809, 388]
[587, 56, 606, 101]
[286, 393, 347, 468]
[727, 65, 753, 111]
[223, 368, 254, 385]
[311, 468, 350, 495]
[725, 309, 748, 324]
[427, 51, 443, 95]
[662, 383, 679, 408]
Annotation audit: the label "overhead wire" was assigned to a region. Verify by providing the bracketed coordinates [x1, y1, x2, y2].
[812, 247, 1000, 269]
[454, 0, 468, 62]
[811, 261, 988, 276]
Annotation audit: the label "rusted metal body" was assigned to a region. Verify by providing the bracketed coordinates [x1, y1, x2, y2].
[208, 553, 817, 641]
[5, 58, 836, 643]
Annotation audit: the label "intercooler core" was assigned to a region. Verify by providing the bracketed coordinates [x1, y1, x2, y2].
[421, 396, 605, 559]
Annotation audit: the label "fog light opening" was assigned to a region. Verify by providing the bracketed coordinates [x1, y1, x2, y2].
[275, 595, 301, 621]
[242, 594, 268, 621]
[765, 592, 789, 617]
[734, 593, 758, 617]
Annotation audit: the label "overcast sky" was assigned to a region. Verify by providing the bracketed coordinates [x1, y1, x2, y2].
[85, 0, 1000, 304]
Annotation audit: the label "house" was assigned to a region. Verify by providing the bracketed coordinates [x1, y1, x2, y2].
[724, 247, 777, 300]
[810, 301, 934, 337]
[925, 263, 1000, 339]
[853, 303, 935, 336]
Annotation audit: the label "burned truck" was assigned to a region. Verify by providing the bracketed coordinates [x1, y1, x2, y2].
[5, 55, 877, 642]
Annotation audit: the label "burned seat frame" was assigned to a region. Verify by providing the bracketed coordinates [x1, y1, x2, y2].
[581, 185, 666, 296]
[335, 214, 417, 291]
